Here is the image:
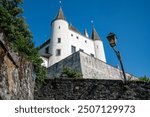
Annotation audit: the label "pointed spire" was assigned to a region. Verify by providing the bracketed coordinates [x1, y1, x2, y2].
[91, 26, 101, 41]
[55, 6, 66, 20]
[84, 29, 89, 38]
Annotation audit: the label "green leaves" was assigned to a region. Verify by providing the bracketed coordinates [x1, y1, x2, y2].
[14, 0, 23, 4]
[11, 7, 23, 16]
[0, 0, 46, 84]
[139, 75, 150, 82]
[61, 67, 82, 78]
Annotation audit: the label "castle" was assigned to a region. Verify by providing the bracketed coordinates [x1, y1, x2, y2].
[39, 6, 137, 80]
[39, 7, 106, 68]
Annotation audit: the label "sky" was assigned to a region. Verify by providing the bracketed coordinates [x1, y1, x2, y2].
[22, 0, 150, 78]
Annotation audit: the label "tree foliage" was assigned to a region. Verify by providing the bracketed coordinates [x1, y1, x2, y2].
[139, 75, 150, 82]
[0, 0, 46, 84]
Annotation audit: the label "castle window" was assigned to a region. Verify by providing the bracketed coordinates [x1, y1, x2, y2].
[59, 26, 60, 29]
[71, 46, 76, 53]
[58, 38, 61, 43]
[97, 45, 98, 48]
[45, 47, 49, 54]
[76, 36, 79, 39]
[71, 34, 73, 37]
[85, 40, 87, 43]
[90, 54, 94, 57]
[79, 49, 84, 52]
[56, 49, 61, 56]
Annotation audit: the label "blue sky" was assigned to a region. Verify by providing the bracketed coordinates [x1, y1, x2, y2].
[23, 0, 150, 78]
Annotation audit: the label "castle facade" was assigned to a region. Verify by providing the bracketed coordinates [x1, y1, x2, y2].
[39, 7, 106, 67]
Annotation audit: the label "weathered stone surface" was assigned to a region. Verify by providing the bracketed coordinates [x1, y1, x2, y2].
[0, 33, 34, 100]
[48, 52, 82, 78]
[34, 79, 150, 100]
[48, 51, 138, 80]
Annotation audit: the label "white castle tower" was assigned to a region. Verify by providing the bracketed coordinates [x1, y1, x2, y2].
[49, 7, 70, 66]
[39, 7, 106, 67]
[92, 26, 106, 62]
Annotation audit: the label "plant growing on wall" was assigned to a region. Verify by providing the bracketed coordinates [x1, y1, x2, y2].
[0, 0, 46, 84]
[61, 67, 82, 79]
[139, 75, 150, 82]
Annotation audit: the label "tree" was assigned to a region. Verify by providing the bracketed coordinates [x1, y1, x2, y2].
[0, 0, 46, 84]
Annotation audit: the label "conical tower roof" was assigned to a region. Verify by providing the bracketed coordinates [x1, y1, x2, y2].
[84, 29, 89, 38]
[55, 7, 66, 20]
[91, 26, 101, 40]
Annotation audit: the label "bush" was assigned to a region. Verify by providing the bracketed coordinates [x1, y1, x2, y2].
[139, 75, 150, 82]
[61, 67, 82, 79]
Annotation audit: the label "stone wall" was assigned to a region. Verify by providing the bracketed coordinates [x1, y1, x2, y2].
[80, 52, 137, 80]
[0, 33, 34, 100]
[48, 51, 137, 80]
[48, 52, 82, 78]
[34, 79, 150, 100]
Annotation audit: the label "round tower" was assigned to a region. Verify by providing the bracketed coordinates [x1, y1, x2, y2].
[49, 7, 70, 66]
[92, 26, 106, 62]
